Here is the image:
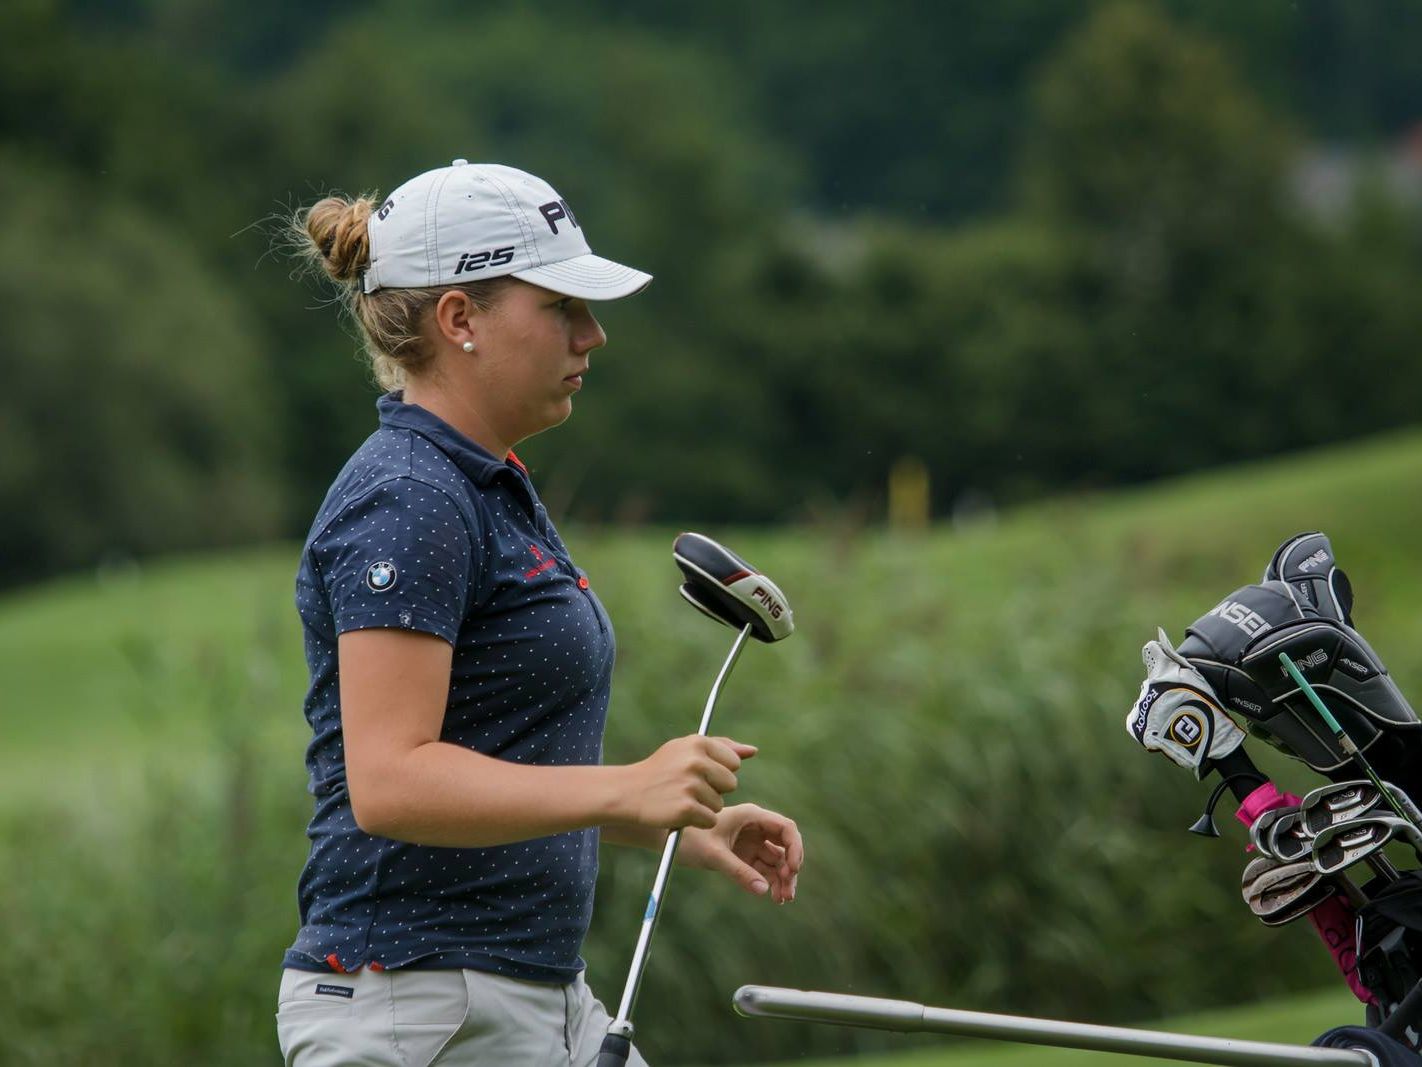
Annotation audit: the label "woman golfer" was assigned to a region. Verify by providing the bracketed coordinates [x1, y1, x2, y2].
[279, 160, 804, 1066]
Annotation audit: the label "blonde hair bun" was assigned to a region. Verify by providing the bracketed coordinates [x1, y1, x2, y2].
[300, 196, 374, 284]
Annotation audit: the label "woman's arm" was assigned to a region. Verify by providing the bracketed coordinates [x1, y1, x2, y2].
[338, 628, 753, 848]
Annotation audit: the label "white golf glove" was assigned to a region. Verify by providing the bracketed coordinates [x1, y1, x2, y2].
[1127, 629, 1246, 778]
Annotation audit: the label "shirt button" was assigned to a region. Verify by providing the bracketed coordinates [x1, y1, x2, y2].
[577, 577, 589, 590]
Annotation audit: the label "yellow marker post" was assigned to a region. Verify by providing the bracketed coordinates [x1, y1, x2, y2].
[888, 456, 930, 530]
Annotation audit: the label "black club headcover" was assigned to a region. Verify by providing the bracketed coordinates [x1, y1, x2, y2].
[1239, 617, 1420, 775]
[1176, 580, 1303, 731]
[1264, 531, 1355, 626]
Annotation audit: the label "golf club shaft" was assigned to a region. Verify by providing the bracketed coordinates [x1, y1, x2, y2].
[1369, 854, 1401, 881]
[732, 987, 1372, 1066]
[1279, 654, 1422, 834]
[1379, 977, 1422, 1039]
[604, 623, 755, 1050]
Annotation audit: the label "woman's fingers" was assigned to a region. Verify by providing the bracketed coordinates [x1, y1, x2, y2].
[755, 840, 787, 865]
[709, 737, 757, 764]
[700, 758, 738, 795]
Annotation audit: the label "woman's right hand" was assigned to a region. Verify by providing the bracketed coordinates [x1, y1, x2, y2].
[620, 736, 757, 829]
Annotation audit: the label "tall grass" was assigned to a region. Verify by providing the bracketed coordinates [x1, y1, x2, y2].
[4, 429, 1422, 1064]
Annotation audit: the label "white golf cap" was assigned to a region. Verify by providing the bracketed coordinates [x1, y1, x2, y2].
[361, 160, 652, 300]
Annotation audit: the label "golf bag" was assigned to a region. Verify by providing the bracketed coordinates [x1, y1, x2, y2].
[1138, 532, 1422, 1052]
[1174, 536, 1422, 798]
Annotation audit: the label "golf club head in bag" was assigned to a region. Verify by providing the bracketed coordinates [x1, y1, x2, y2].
[1248, 805, 1300, 858]
[1175, 581, 1334, 762]
[673, 532, 794, 643]
[1239, 619, 1421, 780]
[1261, 810, 1315, 864]
[1301, 781, 1422, 838]
[1176, 579, 1421, 785]
[1242, 854, 1336, 926]
[1313, 816, 1422, 877]
[1250, 783, 1422, 862]
[1264, 532, 1355, 628]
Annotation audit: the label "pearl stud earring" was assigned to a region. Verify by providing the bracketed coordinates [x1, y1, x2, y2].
[462, 341, 475, 353]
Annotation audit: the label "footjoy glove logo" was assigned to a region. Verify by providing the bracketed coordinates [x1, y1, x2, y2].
[1168, 710, 1205, 750]
[1129, 685, 1158, 741]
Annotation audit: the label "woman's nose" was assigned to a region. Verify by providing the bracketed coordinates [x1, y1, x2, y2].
[573, 307, 607, 355]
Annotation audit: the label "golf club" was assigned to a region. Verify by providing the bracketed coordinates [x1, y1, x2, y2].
[1313, 815, 1422, 877]
[1249, 795, 1400, 885]
[1242, 855, 1340, 926]
[1280, 654, 1422, 835]
[1301, 781, 1422, 837]
[596, 533, 795, 1067]
[1248, 807, 1297, 856]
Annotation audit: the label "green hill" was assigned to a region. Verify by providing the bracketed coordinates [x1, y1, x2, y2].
[4, 428, 1421, 1065]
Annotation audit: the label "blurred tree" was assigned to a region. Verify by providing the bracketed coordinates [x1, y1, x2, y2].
[1015, 1, 1298, 479]
[0, 155, 284, 589]
[5, 0, 1422, 572]
[257, 1, 803, 521]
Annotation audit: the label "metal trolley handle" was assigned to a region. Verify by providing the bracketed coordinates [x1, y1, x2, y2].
[732, 986, 1375, 1067]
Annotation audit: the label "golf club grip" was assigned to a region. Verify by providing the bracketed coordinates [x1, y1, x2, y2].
[596, 1032, 632, 1067]
[1214, 749, 1269, 802]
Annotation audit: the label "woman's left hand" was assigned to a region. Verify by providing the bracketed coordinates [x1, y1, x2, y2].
[679, 803, 803, 904]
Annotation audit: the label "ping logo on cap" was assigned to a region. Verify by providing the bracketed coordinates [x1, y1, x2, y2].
[538, 199, 580, 235]
[365, 561, 398, 593]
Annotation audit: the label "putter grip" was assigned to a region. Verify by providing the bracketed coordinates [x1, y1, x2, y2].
[597, 1032, 632, 1067]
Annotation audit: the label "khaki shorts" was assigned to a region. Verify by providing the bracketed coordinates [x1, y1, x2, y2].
[275, 966, 650, 1067]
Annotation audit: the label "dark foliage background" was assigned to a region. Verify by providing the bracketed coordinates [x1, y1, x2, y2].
[5, 0, 1422, 589]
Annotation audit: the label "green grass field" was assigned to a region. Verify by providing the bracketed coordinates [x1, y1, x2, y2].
[5, 427, 1421, 1064]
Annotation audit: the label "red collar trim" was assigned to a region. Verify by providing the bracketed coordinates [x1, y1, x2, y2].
[506, 451, 528, 474]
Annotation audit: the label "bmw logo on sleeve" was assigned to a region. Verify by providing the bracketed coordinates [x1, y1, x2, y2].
[365, 561, 398, 593]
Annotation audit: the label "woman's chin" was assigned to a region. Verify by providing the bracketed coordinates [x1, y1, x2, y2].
[532, 400, 575, 435]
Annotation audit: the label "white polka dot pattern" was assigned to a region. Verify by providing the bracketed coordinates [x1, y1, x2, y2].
[284, 392, 616, 985]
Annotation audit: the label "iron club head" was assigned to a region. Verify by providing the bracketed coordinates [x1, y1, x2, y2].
[1262, 811, 1314, 864]
[1312, 815, 1422, 876]
[1241, 855, 1333, 925]
[1248, 806, 1297, 860]
[1299, 780, 1422, 836]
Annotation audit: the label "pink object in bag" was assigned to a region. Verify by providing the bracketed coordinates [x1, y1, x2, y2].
[1308, 893, 1376, 1006]
[1235, 781, 1297, 830]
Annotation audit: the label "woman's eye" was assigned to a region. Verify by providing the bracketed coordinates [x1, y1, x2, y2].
[555, 298, 572, 311]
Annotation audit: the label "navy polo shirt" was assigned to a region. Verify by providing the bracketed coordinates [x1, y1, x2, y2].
[284, 391, 616, 983]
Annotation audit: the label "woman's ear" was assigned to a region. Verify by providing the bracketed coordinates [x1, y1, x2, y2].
[433, 290, 478, 352]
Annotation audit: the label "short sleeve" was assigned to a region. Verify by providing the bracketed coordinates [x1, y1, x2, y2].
[311, 477, 473, 644]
